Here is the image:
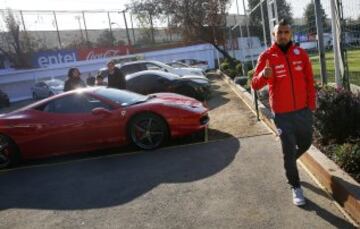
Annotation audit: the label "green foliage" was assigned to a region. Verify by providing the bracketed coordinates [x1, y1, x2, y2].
[235, 63, 243, 75]
[304, 2, 328, 35]
[247, 69, 255, 79]
[333, 142, 360, 180]
[225, 68, 237, 78]
[248, 0, 293, 42]
[314, 86, 360, 144]
[96, 30, 115, 47]
[220, 62, 230, 71]
[220, 58, 243, 78]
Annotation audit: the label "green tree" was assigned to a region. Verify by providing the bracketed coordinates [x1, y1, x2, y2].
[248, 0, 293, 45]
[0, 9, 38, 68]
[128, 0, 239, 66]
[96, 29, 116, 47]
[129, 0, 163, 44]
[304, 2, 327, 35]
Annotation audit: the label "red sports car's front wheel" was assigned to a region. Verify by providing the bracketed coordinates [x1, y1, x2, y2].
[0, 135, 20, 169]
[129, 113, 168, 150]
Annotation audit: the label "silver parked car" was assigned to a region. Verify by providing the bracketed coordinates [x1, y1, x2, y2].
[31, 79, 64, 99]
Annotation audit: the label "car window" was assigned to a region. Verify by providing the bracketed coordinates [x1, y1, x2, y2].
[121, 64, 146, 75]
[145, 63, 161, 70]
[94, 88, 147, 106]
[39, 94, 112, 113]
[46, 80, 64, 87]
[36, 82, 46, 87]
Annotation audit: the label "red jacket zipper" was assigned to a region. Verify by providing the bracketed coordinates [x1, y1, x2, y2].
[284, 55, 297, 110]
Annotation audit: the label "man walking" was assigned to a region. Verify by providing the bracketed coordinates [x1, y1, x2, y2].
[107, 60, 126, 90]
[251, 19, 316, 206]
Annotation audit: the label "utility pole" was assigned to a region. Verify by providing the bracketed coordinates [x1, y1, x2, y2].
[130, 13, 136, 44]
[75, 16, 85, 42]
[82, 11, 90, 47]
[314, 0, 327, 85]
[122, 10, 132, 47]
[52, 11, 62, 49]
[107, 11, 114, 45]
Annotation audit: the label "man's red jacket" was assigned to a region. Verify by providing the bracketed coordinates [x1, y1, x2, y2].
[251, 43, 316, 114]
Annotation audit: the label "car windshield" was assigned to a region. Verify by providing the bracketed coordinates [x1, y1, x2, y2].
[94, 88, 148, 106]
[46, 80, 64, 87]
[151, 61, 175, 71]
[168, 62, 189, 68]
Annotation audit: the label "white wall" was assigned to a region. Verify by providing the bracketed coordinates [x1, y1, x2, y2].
[0, 44, 220, 102]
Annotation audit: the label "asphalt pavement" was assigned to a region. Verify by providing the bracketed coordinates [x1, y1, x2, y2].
[0, 75, 355, 228]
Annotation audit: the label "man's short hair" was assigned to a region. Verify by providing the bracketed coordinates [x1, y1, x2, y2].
[273, 19, 292, 32]
[107, 59, 115, 66]
[278, 19, 290, 26]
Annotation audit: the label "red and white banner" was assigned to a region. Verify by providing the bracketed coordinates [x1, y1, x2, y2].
[77, 46, 130, 61]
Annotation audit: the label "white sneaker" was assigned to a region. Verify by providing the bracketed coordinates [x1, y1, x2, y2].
[292, 187, 306, 206]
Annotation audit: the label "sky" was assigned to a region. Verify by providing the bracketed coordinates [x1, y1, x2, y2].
[0, 0, 359, 31]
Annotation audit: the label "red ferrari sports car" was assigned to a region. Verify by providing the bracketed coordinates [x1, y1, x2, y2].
[0, 88, 209, 168]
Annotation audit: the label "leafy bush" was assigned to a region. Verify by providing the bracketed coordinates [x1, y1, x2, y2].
[235, 63, 243, 75]
[220, 62, 230, 71]
[220, 58, 243, 79]
[333, 142, 360, 181]
[247, 69, 255, 79]
[242, 61, 255, 75]
[225, 69, 237, 78]
[314, 86, 360, 144]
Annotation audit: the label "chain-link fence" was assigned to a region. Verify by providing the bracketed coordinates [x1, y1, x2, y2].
[224, 0, 359, 86]
[0, 9, 182, 51]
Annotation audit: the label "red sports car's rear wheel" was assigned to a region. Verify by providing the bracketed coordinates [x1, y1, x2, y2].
[129, 113, 168, 150]
[0, 135, 20, 169]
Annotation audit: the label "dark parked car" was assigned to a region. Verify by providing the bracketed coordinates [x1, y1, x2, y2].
[0, 90, 10, 108]
[126, 70, 210, 101]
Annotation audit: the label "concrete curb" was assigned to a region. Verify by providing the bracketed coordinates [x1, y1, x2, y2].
[217, 70, 360, 225]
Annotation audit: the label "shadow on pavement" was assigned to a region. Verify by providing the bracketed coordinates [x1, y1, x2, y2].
[300, 181, 356, 228]
[0, 136, 240, 211]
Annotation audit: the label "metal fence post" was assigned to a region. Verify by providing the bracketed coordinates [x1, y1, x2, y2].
[330, 0, 343, 88]
[314, 0, 327, 85]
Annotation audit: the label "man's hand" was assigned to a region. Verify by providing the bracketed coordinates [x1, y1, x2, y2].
[261, 59, 272, 79]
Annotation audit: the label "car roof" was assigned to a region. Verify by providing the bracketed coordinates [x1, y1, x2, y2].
[45, 79, 63, 83]
[118, 60, 164, 67]
[126, 70, 180, 80]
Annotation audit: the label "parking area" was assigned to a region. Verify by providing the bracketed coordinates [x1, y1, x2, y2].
[0, 73, 355, 228]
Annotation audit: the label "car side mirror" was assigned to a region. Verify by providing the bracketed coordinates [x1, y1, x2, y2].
[91, 107, 112, 116]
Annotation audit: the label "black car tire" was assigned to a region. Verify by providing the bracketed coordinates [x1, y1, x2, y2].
[129, 113, 168, 150]
[0, 135, 20, 169]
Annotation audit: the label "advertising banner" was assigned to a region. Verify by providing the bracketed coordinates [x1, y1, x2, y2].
[32, 49, 77, 68]
[77, 46, 130, 61]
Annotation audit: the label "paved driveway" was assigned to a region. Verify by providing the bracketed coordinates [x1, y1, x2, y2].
[0, 74, 355, 228]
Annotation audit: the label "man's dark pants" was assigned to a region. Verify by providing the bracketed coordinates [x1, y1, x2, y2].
[274, 108, 313, 188]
